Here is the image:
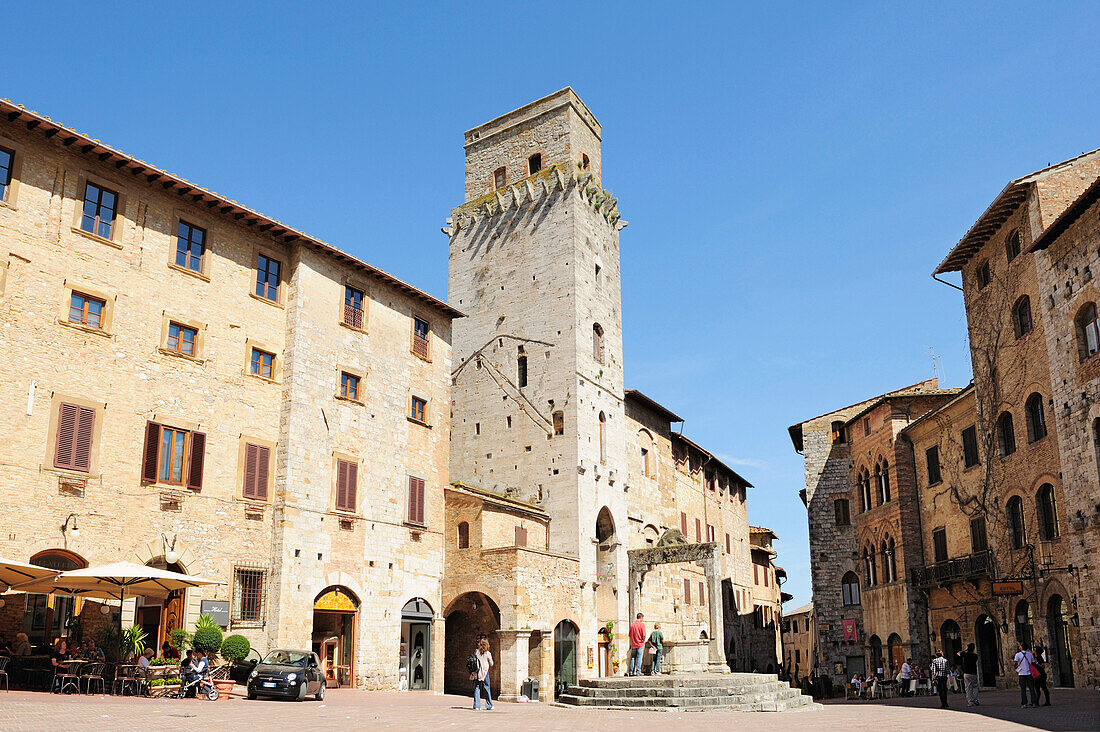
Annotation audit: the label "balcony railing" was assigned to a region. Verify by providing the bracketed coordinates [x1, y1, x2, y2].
[343, 303, 364, 329]
[911, 550, 991, 588]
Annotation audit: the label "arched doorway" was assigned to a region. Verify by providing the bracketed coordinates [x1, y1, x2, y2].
[1046, 595, 1074, 687]
[143, 557, 186, 656]
[887, 634, 904, 675]
[868, 635, 883, 677]
[444, 592, 500, 695]
[24, 550, 86, 646]
[596, 626, 612, 677]
[975, 615, 999, 687]
[940, 621, 961, 668]
[313, 586, 359, 688]
[595, 507, 616, 622]
[553, 620, 578, 698]
[400, 598, 434, 690]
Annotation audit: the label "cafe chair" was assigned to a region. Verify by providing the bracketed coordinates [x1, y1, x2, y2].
[53, 660, 81, 694]
[0, 656, 9, 691]
[80, 662, 106, 695]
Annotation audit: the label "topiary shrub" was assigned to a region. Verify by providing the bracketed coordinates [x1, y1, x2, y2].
[192, 625, 223, 659]
[220, 634, 250, 664]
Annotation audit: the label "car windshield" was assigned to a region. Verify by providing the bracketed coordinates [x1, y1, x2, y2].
[261, 650, 310, 666]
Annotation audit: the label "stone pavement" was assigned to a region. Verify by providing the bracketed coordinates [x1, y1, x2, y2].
[0, 686, 1095, 731]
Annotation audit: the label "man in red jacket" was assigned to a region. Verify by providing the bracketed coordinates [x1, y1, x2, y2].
[628, 613, 647, 676]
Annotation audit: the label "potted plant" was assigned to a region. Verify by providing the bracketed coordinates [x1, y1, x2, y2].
[122, 625, 148, 662]
[221, 634, 255, 686]
[191, 615, 228, 700]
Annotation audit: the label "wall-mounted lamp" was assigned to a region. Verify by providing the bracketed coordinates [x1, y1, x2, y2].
[61, 513, 79, 540]
[161, 533, 179, 565]
[1070, 613, 1080, 628]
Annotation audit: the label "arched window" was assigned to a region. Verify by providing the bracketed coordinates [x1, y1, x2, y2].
[881, 536, 897, 582]
[876, 459, 891, 504]
[493, 166, 507, 190]
[864, 544, 878, 587]
[857, 468, 872, 512]
[553, 410, 564, 436]
[1013, 296, 1033, 338]
[831, 420, 846, 444]
[1007, 495, 1026, 549]
[527, 153, 542, 175]
[841, 571, 860, 606]
[1077, 302, 1100, 359]
[1005, 229, 1021, 261]
[639, 430, 655, 477]
[457, 521, 470, 549]
[598, 411, 606, 464]
[592, 323, 605, 363]
[517, 347, 528, 388]
[998, 412, 1016, 456]
[1036, 483, 1058, 540]
[1025, 393, 1047, 442]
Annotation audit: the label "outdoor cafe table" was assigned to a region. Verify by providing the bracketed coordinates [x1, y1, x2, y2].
[114, 664, 144, 696]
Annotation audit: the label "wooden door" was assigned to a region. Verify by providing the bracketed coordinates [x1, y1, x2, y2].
[321, 639, 340, 688]
[161, 591, 184, 652]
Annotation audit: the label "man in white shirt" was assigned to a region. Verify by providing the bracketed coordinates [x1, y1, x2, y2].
[1014, 642, 1038, 708]
[899, 658, 913, 696]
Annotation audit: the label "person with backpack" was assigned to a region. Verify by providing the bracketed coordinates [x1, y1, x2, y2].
[1014, 641, 1039, 708]
[468, 638, 494, 710]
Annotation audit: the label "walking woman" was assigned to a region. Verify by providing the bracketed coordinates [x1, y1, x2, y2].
[1032, 642, 1052, 706]
[472, 638, 494, 710]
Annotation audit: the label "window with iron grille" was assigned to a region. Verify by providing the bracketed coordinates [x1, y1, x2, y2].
[412, 317, 430, 359]
[344, 286, 364, 329]
[232, 567, 265, 623]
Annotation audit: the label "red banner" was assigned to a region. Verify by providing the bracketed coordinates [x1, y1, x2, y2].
[843, 618, 858, 641]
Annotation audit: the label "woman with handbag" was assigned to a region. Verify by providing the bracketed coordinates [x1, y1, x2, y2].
[1032, 642, 1051, 706]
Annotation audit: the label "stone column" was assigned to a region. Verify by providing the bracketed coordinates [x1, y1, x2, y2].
[538, 629, 554, 701]
[495, 629, 532, 702]
[702, 550, 728, 672]
[431, 615, 445, 695]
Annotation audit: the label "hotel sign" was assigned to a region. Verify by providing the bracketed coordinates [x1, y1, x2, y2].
[992, 581, 1024, 596]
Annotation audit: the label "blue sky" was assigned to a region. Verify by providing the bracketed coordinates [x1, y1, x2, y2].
[6, 2, 1098, 609]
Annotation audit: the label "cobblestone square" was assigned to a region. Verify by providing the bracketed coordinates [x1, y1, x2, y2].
[0, 688, 1096, 731]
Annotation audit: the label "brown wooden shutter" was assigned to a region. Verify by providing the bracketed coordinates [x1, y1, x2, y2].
[243, 443, 258, 498]
[72, 407, 94, 471]
[515, 525, 527, 547]
[725, 533, 731, 554]
[344, 462, 358, 511]
[54, 403, 77, 469]
[680, 512, 687, 535]
[695, 518, 701, 542]
[187, 431, 206, 490]
[409, 476, 425, 524]
[335, 460, 348, 510]
[684, 578, 691, 605]
[142, 421, 161, 482]
[255, 445, 270, 500]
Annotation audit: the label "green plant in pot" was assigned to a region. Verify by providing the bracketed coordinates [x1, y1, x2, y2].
[220, 634, 250, 664]
[191, 615, 223, 661]
[170, 628, 192, 654]
[123, 625, 148, 661]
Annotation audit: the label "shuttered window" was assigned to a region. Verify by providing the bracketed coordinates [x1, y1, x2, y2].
[680, 512, 687, 535]
[242, 443, 270, 500]
[515, 525, 527, 547]
[695, 518, 701, 542]
[684, 578, 691, 605]
[335, 459, 358, 512]
[407, 475, 426, 525]
[54, 403, 95, 472]
[725, 533, 731, 554]
[141, 421, 205, 489]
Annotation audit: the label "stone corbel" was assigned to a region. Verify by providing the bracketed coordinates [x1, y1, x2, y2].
[495, 191, 507, 211]
[525, 180, 537, 202]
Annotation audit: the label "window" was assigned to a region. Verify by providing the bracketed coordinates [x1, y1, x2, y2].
[1007, 496, 1026, 549]
[255, 254, 280, 302]
[754, 563, 759, 584]
[592, 323, 604, 363]
[925, 446, 941, 485]
[699, 581, 706, 602]
[834, 498, 850, 526]
[863, 417, 870, 436]
[641, 447, 654, 476]
[528, 153, 542, 175]
[581, 153, 590, 170]
[695, 517, 702, 542]
[857, 467, 872, 512]
[407, 475, 426, 525]
[831, 420, 846, 444]
[1012, 296, 1033, 338]
[166, 323, 197, 356]
[680, 512, 687, 535]
[553, 410, 564, 436]
[335, 459, 357, 512]
[68, 292, 105, 329]
[53, 403, 95, 472]
[1025, 393, 1047, 442]
[598, 411, 606, 464]
[841, 571, 860, 606]
[998, 412, 1016, 456]
[410, 396, 427, 423]
[1036, 484, 1058, 540]
[725, 533, 731, 553]
[80, 182, 117, 239]
[932, 528, 948, 563]
[976, 261, 991, 289]
[339, 372, 360, 401]
[0, 145, 13, 202]
[1005, 230, 1021, 261]
[141, 421, 206, 490]
[250, 347, 274, 379]
[864, 545, 877, 586]
[1077, 302, 1100, 359]
[515, 525, 528, 547]
[175, 221, 206, 273]
[457, 521, 470, 549]
[876, 460, 890, 504]
[232, 567, 264, 623]
[763, 568, 769, 587]
[412, 317, 430, 359]
[970, 515, 988, 553]
[343, 285, 364, 329]
[683, 578, 691, 605]
[517, 351, 528, 388]
[242, 443, 271, 500]
[493, 167, 507, 189]
[962, 425, 980, 467]
[882, 537, 897, 582]
[707, 524, 715, 543]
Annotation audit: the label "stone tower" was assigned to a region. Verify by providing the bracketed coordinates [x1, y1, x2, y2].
[447, 89, 629, 618]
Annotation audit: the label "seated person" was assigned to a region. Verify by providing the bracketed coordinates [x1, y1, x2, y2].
[0, 633, 12, 655]
[12, 633, 32, 656]
[179, 650, 194, 674]
[183, 649, 209, 697]
[850, 674, 862, 694]
[136, 648, 154, 669]
[50, 640, 72, 692]
[161, 641, 179, 660]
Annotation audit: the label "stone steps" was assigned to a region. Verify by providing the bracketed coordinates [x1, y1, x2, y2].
[558, 673, 821, 713]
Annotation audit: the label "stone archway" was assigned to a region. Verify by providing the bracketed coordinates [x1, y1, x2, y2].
[443, 591, 500, 695]
[975, 614, 1000, 687]
[595, 507, 617, 622]
[313, 586, 360, 688]
[1046, 595, 1074, 687]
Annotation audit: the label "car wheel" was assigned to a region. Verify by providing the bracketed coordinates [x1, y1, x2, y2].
[296, 682, 307, 701]
[247, 690, 257, 700]
[316, 682, 326, 701]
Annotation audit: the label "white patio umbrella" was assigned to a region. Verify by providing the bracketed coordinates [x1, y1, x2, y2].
[0, 557, 61, 592]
